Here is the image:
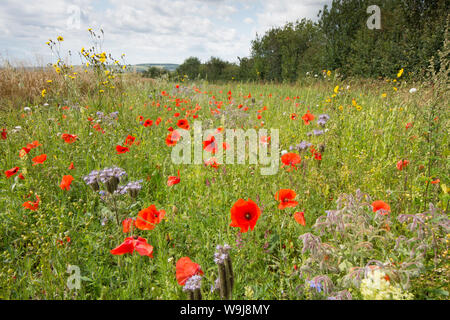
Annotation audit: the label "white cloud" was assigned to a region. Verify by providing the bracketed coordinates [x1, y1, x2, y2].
[0, 0, 331, 65]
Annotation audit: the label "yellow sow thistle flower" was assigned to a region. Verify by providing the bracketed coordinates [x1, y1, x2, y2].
[327, 70, 331, 77]
[41, 89, 47, 97]
[381, 93, 387, 98]
[397, 68, 404, 78]
[99, 53, 106, 63]
[334, 85, 339, 94]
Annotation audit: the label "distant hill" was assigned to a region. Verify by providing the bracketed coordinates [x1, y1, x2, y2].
[132, 63, 179, 73]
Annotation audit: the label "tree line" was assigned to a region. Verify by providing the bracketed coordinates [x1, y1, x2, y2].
[145, 0, 448, 82]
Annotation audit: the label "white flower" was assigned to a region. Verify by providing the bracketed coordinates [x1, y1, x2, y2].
[360, 269, 414, 300]
[409, 88, 417, 94]
[24, 107, 31, 112]
[281, 150, 288, 155]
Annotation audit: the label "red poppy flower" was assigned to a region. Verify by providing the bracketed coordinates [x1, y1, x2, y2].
[68, 162, 75, 170]
[260, 136, 271, 145]
[230, 198, 261, 233]
[144, 119, 153, 127]
[19, 147, 31, 158]
[156, 117, 162, 125]
[176, 257, 204, 285]
[59, 175, 74, 190]
[1, 128, 7, 140]
[405, 122, 412, 129]
[32, 154, 47, 166]
[26, 141, 41, 149]
[290, 113, 297, 120]
[122, 218, 135, 233]
[275, 189, 299, 210]
[177, 119, 189, 130]
[372, 200, 390, 215]
[5, 166, 20, 178]
[294, 211, 306, 226]
[61, 133, 78, 144]
[116, 145, 130, 154]
[92, 123, 105, 133]
[314, 152, 322, 161]
[431, 179, 440, 184]
[174, 112, 180, 117]
[110, 236, 154, 258]
[18, 173, 25, 180]
[165, 130, 181, 147]
[135, 205, 166, 230]
[281, 153, 301, 170]
[202, 135, 227, 154]
[396, 160, 409, 171]
[124, 135, 136, 146]
[204, 157, 219, 169]
[302, 110, 315, 125]
[167, 170, 180, 186]
[23, 195, 40, 211]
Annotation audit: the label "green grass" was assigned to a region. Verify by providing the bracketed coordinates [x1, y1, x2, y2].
[0, 78, 448, 300]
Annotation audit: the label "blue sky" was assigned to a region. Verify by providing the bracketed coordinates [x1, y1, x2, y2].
[0, 0, 331, 66]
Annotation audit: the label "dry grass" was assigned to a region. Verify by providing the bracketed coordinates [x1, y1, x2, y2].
[0, 63, 147, 110]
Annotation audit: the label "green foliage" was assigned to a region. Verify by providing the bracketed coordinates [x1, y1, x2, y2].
[142, 66, 169, 79]
[178, 0, 449, 83]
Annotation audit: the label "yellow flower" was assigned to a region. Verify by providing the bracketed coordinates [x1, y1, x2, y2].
[99, 52, 107, 63]
[86, 62, 90, 67]
[57, 36, 64, 42]
[356, 105, 362, 111]
[47, 80, 53, 83]
[339, 105, 344, 111]
[397, 68, 404, 78]
[352, 99, 357, 107]
[327, 70, 331, 77]
[334, 85, 339, 93]
[381, 93, 387, 98]
[41, 89, 47, 97]
[393, 87, 398, 91]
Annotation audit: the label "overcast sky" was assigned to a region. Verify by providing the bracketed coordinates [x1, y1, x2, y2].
[0, 0, 331, 66]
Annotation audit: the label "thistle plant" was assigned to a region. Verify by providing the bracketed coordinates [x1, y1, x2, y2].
[83, 167, 142, 226]
[295, 189, 449, 299]
[214, 244, 234, 300]
[183, 275, 203, 300]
